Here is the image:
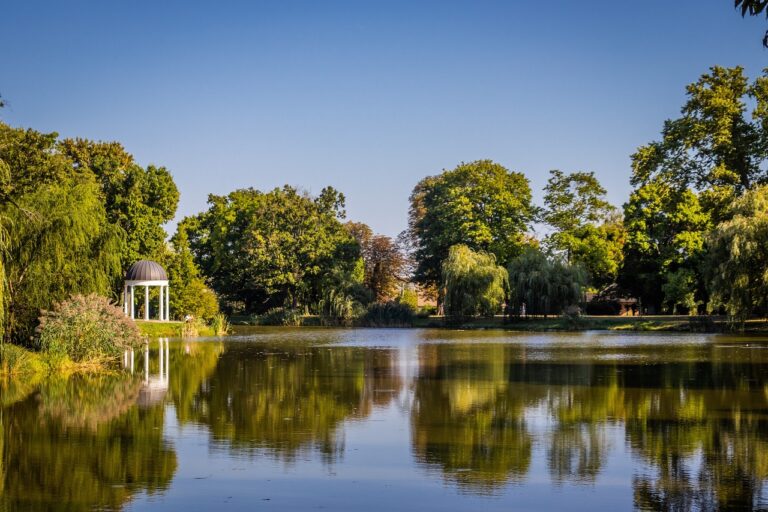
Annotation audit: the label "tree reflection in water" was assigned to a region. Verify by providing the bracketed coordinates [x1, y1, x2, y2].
[1, 334, 768, 510]
[0, 372, 177, 511]
[409, 340, 768, 508]
[187, 343, 402, 464]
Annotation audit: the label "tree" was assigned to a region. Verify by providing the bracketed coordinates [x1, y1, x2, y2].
[542, 170, 624, 288]
[661, 268, 699, 315]
[0, 123, 126, 343]
[507, 248, 586, 317]
[408, 160, 535, 289]
[59, 139, 179, 267]
[161, 226, 220, 321]
[345, 222, 406, 301]
[620, 66, 768, 310]
[735, 0, 768, 46]
[182, 186, 359, 314]
[3, 176, 123, 343]
[707, 185, 768, 323]
[441, 244, 508, 321]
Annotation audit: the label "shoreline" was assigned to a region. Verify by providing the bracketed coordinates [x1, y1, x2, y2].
[227, 315, 768, 334]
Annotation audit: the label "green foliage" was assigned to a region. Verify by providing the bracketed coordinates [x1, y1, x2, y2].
[3, 176, 124, 343]
[707, 185, 768, 323]
[255, 307, 303, 326]
[209, 313, 230, 336]
[346, 222, 406, 301]
[507, 248, 586, 317]
[0, 123, 180, 343]
[409, 160, 535, 288]
[359, 301, 416, 327]
[619, 66, 768, 309]
[542, 170, 624, 288]
[398, 288, 419, 310]
[182, 185, 359, 314]
[442, 245, 508, 321]
[662, 269, 699, 315]
[59, 139, 179, 267]
[162, 227, 220, 321]
[0, 343, 43, 376]
[37, 294, 141, 364]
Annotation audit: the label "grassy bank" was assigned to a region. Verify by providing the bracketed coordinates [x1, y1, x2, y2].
[135, 320, 216, 338]
[231, 313, 768, 333]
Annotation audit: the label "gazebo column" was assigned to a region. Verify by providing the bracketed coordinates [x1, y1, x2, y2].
[130, 286, 135, 319]
[144, 285, 150, 321]
[159, 285, 164, 321]
[123, 285, 128, 315]
[165, 284, 170, 321]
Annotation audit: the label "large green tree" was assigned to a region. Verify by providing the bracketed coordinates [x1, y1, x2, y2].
[408, 160, 535, 289]
[441, 244, 508, 321]
[542, 170, 624, 289]
[620, 66, 768, 311]
[160, 226, 220, 321]
[507, 248, 586, 317]
[3, 176, 123, 343]
[182, 185, 359, 313]
[59, 139, 179, 267]
[0, 124, 124, 343]
[707, 185, 768, 323]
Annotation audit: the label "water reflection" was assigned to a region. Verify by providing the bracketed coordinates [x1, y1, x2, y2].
[189, 344, 402, 463]
[0, 331, 767, 510]
[411, 344, 536, 493]
[0, 373, 176, 511]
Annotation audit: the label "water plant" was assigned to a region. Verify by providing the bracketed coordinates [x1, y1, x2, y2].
[36, 294, 141, 365]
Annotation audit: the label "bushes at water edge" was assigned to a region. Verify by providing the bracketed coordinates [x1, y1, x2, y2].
[37, 294, 142, 366]
[359, 301, 416, 327]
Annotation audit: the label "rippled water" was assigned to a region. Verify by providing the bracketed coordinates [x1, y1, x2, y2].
[3, 328, 768, 511]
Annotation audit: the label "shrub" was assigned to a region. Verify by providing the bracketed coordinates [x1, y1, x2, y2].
[0, 343, 43, 376]
[257, 307, 303, 326]
[37, 294, 141, 364]
[359, 301, 416, 327]
[397, 288, 419, 310]
[209, 313, 230, 336]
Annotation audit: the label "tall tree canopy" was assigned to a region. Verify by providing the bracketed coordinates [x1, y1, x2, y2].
[707, 185, 768, 323]
[0, 122, 182, 342]
[60, 139, 179, 267]
[408, 160, 535, 289]
[620, 66, 768, 311]
[542, 170, 624, 289]
[182, 186, 359, 314]
[3, 175, 123, 343]
[345, 222, 406, 302]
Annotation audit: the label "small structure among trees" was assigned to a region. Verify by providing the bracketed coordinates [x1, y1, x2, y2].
[123, 260, 170, 321]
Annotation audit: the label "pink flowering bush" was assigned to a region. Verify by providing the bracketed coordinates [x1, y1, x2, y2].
[37, 294, 142, 363]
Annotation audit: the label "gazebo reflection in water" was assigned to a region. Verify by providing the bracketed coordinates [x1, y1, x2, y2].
[122, 338, 170, 407]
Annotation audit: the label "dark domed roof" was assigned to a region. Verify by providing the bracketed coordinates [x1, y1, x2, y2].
[125, 260, 168, 281]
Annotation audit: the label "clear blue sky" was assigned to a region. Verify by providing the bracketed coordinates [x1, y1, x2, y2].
[1, 1, 766, 237]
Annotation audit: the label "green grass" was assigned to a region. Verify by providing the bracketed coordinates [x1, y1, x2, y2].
[135, 320, 217, 337]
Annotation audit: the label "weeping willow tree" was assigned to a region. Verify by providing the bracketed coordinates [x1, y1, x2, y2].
[507, 248, 586, 317]
[2, 176, 124, 344]
[707, 185, 768, 325]
[441, 244, 508, 322]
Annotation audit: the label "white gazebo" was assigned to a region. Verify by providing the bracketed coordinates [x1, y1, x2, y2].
[123, 260, 170, 321]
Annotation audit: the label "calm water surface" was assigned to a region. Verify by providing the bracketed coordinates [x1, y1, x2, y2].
[3, 328, 768, 511]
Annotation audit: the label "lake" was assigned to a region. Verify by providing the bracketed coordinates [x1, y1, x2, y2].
[2, 328, 768, 511]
